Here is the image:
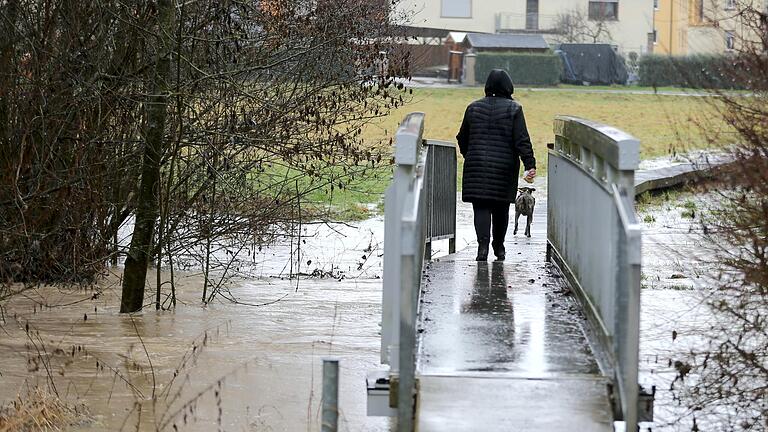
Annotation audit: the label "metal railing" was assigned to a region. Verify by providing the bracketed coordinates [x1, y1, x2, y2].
[495, 12, 559, 32]
[546, 116, 643, 428]
[378, 113, 457, 431]
[424, 139, 457, 258]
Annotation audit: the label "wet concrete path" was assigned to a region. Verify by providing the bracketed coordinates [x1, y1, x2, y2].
[415, 198, 614, 431]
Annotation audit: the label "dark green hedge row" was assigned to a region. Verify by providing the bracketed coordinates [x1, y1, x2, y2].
[475, 52, 562, 86]
[638, 55, 746, 89]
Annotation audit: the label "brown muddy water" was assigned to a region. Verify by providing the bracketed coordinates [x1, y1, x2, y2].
[0, 271, 393, 431]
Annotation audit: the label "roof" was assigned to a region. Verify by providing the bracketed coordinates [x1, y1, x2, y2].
[464, 33, 549, 50]
[447, 32, 467, 44]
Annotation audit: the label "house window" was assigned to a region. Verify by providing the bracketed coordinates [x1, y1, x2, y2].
[441, 0, 471, 18]
[725, 0, 736, 10]
[690, 0, 705, 24]
[588, 1, 619, 21]
[653, 29, 658, 44]
[526, 0, 539, 30]
[725, 31, 735, 49]
[654, 0, 659, 10]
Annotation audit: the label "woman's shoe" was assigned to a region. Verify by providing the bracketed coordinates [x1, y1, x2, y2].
[492, 243, 505, 261]
[476, 242, 489, 261]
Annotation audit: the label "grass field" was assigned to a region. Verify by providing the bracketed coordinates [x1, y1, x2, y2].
[363, 87, 727, 174]
[317, 87, 730, 218]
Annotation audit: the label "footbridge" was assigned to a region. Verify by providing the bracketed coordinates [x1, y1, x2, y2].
[366, 113, 654, 431]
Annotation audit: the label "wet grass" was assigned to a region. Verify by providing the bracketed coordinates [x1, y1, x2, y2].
[635, 185, 711, 226]
[679, 199, 698, 219]
[635, 187, 694, 214]
[302, 165, 391, 220]
[679, 199, 697, 210]
[257, 163, 392, 221]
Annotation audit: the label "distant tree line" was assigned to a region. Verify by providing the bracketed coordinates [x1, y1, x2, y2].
[0, 0, 410, 312]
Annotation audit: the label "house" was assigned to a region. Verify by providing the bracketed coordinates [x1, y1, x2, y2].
[653, 0, 768, 55]
[394, 0, 655, 55]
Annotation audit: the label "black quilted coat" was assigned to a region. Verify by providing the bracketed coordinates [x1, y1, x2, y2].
[456, 69, 536, 203]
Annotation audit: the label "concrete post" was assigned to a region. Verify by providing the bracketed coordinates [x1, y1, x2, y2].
[463, 53, 476, 85]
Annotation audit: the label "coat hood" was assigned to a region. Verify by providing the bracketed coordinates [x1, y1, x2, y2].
[484, 69, 514, 99]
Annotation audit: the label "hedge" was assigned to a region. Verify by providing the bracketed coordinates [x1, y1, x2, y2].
[638, 55, 747, 89]
[475, 52, 562, 86]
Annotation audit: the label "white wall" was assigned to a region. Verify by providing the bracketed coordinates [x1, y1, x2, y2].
[394, 0, 655, 54]
[687, 26, 727, 54]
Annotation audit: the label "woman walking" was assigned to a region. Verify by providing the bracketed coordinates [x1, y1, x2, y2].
[456, 69, 537, 261]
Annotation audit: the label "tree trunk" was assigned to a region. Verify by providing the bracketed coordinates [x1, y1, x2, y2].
[0, 0, 18, 145]
[120, 0, 175, 313]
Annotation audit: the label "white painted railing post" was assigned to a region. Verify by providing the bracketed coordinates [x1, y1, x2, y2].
[381, 112, 424, 372]
[372, 112, 457, 429]
[547, 116, 644, 428]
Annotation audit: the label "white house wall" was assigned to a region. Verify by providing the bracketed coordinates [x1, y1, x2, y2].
[395, 0, 655, 54]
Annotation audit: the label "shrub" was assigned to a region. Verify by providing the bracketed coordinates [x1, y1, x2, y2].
[475, 52, 562, 86]
[638, 54, 747, 89]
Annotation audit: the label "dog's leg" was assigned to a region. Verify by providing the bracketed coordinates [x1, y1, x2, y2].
[514, 211, 520, 235]
[526, 213, 532, 238]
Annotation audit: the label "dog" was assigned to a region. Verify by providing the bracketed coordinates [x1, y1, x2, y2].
[514, 187, 536, 238]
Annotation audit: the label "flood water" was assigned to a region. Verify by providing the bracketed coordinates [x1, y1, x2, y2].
[1, 273, 392, 431]
[0, 210, 416, 431]
[0, 179, 715, 431]
[637, 193, 721, 431]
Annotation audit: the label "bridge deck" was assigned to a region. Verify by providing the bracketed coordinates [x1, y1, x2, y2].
[415, 198, 614, 431]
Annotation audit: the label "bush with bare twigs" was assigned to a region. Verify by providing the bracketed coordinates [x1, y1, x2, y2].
[0, 0, 413, 311]
[669, 2, 768, 430]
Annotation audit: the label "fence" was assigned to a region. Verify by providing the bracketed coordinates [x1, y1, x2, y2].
[546, 116, 642, 428]
[424, 139, 457, 258]
[495, 12, 559, 32]
[378, 113, 457, 431]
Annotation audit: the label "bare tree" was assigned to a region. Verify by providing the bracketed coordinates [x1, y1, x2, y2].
[669, 2, 768, 429]
[120, 0, 176, 313]
[552, 8, 614, 44]
[0, 0, 412, 312]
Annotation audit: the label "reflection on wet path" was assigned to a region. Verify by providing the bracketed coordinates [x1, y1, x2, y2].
[419, 208, 599, 377]
[416, 198, 613, 431]
[419, 256, 599, 376]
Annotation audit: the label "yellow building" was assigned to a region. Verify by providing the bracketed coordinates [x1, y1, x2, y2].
[653, 0, 767, 55]
[652, 0, 686, 54]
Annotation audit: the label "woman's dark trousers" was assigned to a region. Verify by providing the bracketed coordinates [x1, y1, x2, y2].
[472, 200, 510, 259]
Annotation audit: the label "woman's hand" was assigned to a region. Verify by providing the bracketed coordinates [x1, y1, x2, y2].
[524, 168, 536, 183]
